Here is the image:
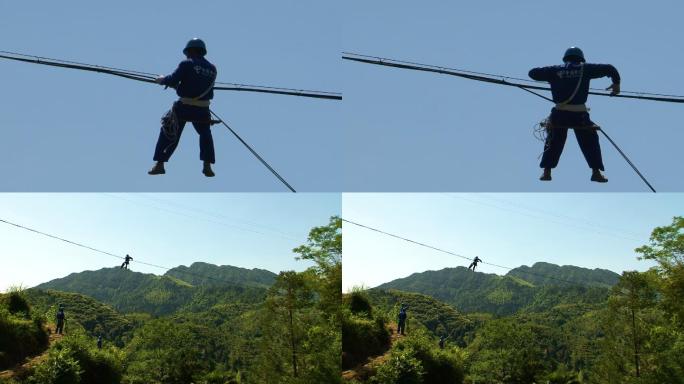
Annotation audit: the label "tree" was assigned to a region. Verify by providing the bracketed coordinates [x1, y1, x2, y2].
[258, 271, 314, 382]
[635, 216, 684, 326]
[608, 271, 658, 378]
[293, 216, 342, 322]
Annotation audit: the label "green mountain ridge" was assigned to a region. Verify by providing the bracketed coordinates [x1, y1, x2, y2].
[35, 263, 272, 316]
[165, 261, 276, 288]
[375, 262, 617, 316]
[507, 261, 620, 287]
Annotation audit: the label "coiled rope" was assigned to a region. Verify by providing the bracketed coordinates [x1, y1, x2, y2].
[342, 52, 663, 192]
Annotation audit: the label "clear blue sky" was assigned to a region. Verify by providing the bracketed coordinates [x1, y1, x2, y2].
[342, 193, 682, 292]
[0, 1, 340, 192]
[342, 1, 684, 191]
[0, 193, 340, 291]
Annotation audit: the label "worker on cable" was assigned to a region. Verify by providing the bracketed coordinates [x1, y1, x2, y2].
[55, 305, 66, 335]
[468, 256, 482, 271]
[529, 47, 620, 183]
[149, 38, 218, 177]
[120, 254, 133, 270]
[97, 335, 103, 350]
[397, 304, 408, 335]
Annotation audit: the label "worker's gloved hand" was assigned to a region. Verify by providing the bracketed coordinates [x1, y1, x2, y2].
[155, 76, 165, 84]
[606, 83, 620, 96]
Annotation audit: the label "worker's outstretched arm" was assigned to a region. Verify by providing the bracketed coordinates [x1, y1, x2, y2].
[528, 66, 554, 81]
[157, 61, 189, 88]
[586, 64, 621, 95]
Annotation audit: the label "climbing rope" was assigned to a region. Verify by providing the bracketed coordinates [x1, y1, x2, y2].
[343, 52, 661, 192]
[209, 109, 296, 192]
[0, 50, 342, 100]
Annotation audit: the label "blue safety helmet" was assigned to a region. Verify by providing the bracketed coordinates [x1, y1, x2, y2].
[563, 47, 585, 63]
[183, 38, 207, 56]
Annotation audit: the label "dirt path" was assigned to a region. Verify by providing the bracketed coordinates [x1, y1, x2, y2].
[0, 327, 63, 381]
[342, 322, 405, 382]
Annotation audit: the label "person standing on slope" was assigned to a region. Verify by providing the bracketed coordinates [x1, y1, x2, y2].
[149, 38, 218, 177]
[529, 47, 620, 183]
[55, 305, 66, 335]
[468, 256, 482, 271]
[397, 306, 408, 335]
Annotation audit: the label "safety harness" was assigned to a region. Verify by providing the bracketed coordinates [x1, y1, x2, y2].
[161, 75, 217, 152]
[554, 63, 587, 112]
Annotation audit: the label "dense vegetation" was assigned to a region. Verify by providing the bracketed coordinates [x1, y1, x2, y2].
[1, 216, 341, 384]
[376, 263, 616, 316]
[0, 289, 48, 370]
[342, 289, 465, 384]
[35, 263, 274, 316]
[347, 216, 684, 383]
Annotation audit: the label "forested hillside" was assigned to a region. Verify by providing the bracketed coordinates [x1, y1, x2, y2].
[1, 216, 341, 384]
[35, 264, 272, 316]
[376, 262, 615, 316]
[345, 217, 684, 384]
[507, 262, 620, 287]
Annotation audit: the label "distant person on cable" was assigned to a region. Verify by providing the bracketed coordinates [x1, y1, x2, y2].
[121, 254, 133, 270]
[397, 305, 408, 335]
[529, 47, 620, 183]
[149, 38, 218, 177]
[97, 335, 103, 349]
[55, 305, 66, 335]
[468, 256, 482, 271]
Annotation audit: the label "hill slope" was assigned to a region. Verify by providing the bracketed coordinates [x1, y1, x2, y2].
[507, 262, 619, 287]
[165, 262, 276, 288]
[23, 289, 136, 346]
[376, 263, 616, 316]
[35, 265, 271, 316]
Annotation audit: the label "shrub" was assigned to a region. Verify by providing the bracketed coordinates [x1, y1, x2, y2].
[27, 347, 83, 384]
[370, 347, 424, 384]
[26, 333, 123, 384]
[347, 289, 373, 318]
[0, 307, 49, 370]
[52, 333, 123, 384]
[342, 314, 391, 369]
[392, 331, 464, 384]
[200, 369, 240, 384]
[6, 287, 31, 316]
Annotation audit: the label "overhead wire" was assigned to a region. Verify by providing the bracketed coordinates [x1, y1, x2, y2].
[444, 194, 645, 242]
[102, 193, 301, 241]
[0, 50, 342, 100]
[342, 52, 659, 192]
[342, 52, 684, 102]
[0, 50, 312, 191]
[0, 217, 276, 287]
[342, 218, 622, 287]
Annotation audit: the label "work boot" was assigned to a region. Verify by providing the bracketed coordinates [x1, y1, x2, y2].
[202, 162, 215, 177]
[148, 162, 165, 175]
[539, 168, 552, 181]
[591, 169, 608, 183]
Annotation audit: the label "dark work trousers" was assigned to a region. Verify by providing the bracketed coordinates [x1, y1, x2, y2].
[540, 109, 604, 171]
[397, 319, 406, 335]
[153, 102, 216, 164]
